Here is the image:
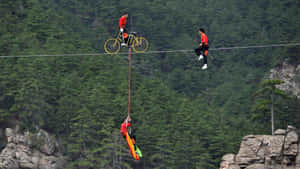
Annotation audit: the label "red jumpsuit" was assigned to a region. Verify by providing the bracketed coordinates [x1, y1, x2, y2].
[119, 16, 127, 29]
[120, 121, 136, 144]
[120, 121, 131, 136]
[201, 33, 208, 46]
[119, 16, 128, 39]
[201, 33, 209, 56]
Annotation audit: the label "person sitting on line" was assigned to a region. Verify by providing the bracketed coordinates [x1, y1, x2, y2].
[195, 28, 209, 70]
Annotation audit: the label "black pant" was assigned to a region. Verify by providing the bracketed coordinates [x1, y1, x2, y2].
[122, 132, 135, 140]
[195, 46, 208, 64]
[120, 28, 128, 43]
[129, 132, 136, 141]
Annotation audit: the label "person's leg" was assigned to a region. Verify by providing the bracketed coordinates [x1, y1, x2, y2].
[120, 32, 123, 40]
[202, 49, 208, 69]
[120, 31, 125, 45]
[204, 50, 208, 65]
[130, 133, 136, 140]
[194, 47, 202, 56]
[195, 46, 204, 61]
[129, 132, 137, 150]
[121, 29, 128, 46]
[129, 133, 136, 142]
[124, 28, 128, 44]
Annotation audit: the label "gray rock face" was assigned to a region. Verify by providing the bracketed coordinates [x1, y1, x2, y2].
[270, 61, 300, 98]
[284, 130, 298, 156]
[220, 154, 237, 169]
[235, 135, 264, 167]
[227, 165, 240, 169]
[220, 126, 300, 169]
[0, 128, 66, 169]
[245, 164, 265, 169]
[274, 129, 286, 135]
[297, 153, 300, 168]
[37, 129, 57, 155]
[0, 154, 19, 169]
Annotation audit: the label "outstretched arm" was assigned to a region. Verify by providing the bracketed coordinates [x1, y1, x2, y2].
[125, 116, 132, 128]
[126, 115, 131, 122]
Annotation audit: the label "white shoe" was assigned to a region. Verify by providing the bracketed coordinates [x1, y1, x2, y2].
[121, 43, 127, 47]
[198, 55, 203, 60]
[202, 64, 207, 70]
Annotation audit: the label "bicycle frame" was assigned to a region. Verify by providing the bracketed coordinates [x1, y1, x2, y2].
[128, 33, 136, 47]
[117, 31, 137, 46]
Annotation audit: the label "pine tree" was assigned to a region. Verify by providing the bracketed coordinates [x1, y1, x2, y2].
[252, 79, 290, 135]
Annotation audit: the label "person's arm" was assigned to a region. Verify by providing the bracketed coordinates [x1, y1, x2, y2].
[125, 116, 132, 127]
[201, 34, 208, 46]
[200, 35, 204, 46]
[119, 17, 125, 31]
[126, 122, 132, 128]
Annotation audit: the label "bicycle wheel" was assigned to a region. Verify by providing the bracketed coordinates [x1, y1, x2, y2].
[132, 37, 149, 53]
[104, 38, 120, 54]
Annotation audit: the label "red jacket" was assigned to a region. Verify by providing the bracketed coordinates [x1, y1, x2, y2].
[120, 121, 131, 135]
[201, 33, 208, 46]
[119, 16, 127, 29]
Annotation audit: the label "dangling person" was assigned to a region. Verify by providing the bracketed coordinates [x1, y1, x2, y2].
[120, 116, 137, 149]
[120, 115, 142, 157]
[195, 28, 209, 70]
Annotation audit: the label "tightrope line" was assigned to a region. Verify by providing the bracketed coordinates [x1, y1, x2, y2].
[0, 42, 299, 58]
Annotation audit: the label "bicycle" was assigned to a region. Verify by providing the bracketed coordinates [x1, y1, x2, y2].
[104, 32, 149, 54]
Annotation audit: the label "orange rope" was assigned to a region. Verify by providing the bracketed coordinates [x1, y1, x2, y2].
[128, 47, 132, 117]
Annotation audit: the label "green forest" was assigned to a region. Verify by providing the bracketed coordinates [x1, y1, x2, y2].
[0, 0, 300, 168]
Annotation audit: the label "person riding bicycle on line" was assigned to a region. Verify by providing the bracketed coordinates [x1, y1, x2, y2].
[119, 13, 129, 46]
[195, 28, 209, 70]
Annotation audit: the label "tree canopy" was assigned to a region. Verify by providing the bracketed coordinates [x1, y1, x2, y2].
[0, 0, 299, 168]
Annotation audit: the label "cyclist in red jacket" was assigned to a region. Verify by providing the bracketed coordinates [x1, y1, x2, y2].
[119, 13, 129, 46]
[195, 28, 209, 70]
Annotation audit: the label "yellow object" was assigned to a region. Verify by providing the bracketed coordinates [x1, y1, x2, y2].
[104, 32, 149, 54]
[132, 37, 149, 53]
[125, 132, 139, 160]
[104, 38, 120, 54]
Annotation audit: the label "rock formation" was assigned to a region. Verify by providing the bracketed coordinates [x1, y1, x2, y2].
[220, 126, 300, 169]
[0, 127, 66, 169]
[270, 61, 300, 98]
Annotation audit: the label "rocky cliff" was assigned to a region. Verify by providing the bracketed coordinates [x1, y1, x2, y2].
[0, 127, 66, 169]
[219, 126, 300, 169]
[270, 61, 300, 98]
